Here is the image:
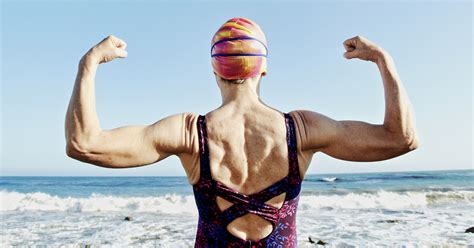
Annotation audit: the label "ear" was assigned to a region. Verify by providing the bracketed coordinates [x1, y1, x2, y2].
[213, 72, 221, 81]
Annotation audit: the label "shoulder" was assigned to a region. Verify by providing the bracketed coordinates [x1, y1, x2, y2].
[288, 110, 338, 152]
[148, 112, 200, 154]
[289, 110, 339, 131]
[176, 112, 200, 131]
[288, 109, 330, 123]
[152, 112, 200, 132]
[157, 112, 199, 124]
[288, 110, 310, 151]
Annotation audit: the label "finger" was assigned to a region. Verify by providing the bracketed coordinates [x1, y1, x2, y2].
[344, 44, 355, 52]
[116, 39, 127, 49]
[343, 38, 357, 51]
[109, 35, 127, 49]
[343, 50, 360, 59]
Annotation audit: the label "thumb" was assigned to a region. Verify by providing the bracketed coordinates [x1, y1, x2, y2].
[115, 48, 128, 59]
[344, 50, 360, 60]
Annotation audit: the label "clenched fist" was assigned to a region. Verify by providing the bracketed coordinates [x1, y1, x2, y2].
[84, 35, 128, 64]
[343, 36, 387, 63]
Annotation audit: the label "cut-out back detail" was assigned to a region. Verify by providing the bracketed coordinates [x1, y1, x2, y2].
[192, 113, 302, 247]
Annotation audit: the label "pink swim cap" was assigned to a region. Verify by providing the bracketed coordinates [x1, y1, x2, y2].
[211, 18, 268, 80]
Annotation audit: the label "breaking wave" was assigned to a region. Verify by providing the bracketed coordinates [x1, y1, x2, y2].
[1, 189, 472, 213]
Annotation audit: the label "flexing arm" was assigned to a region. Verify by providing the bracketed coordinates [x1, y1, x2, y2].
[65, 35, 194, 168]
[293, 36, 419, 162]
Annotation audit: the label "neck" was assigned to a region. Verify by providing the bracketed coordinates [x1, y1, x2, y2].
[218, 76, 262, 107]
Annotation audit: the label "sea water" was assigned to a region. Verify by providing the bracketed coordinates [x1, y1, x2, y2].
[1, 170, 473, 247]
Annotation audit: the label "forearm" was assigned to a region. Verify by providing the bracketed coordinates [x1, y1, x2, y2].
[65, 55, 101, 149]
[376, 53, 418, 145]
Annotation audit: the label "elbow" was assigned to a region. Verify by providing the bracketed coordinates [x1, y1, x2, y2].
[404, 138, 419, 152]
[384, 125, 420, 153]
[65, 139, 92, 161]
[66, 143, 80, 159]
[399, 132, 420, 152]
[65, 138, 115, 168]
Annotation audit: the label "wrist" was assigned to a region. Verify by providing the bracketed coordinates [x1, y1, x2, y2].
[78, 52, 99, 75]
[374, 50, 392, 67]
[80, 49, 100, 67]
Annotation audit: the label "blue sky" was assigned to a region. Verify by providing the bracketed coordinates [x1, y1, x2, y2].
[1, 1, 472, 176]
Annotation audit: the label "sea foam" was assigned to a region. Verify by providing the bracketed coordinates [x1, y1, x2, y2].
[1, 189, 472, 213]
[0, 190, 197, 214]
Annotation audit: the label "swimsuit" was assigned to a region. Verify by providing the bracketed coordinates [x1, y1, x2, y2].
[192, 113, 302, 247]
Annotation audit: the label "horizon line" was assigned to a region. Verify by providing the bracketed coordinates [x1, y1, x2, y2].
[1, 168, 472, 177]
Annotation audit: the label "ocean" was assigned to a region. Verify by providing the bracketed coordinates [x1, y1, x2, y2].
[1, 170, 473, 247]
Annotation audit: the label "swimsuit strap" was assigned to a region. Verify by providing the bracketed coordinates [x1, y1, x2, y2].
[285, 113, 302, 183]
[197, 115, 212, 180]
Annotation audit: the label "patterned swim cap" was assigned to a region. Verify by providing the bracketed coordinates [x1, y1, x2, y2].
[211, 18, 268, 80]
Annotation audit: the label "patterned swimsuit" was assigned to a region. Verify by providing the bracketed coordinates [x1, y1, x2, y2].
[192, 113, 302, 247]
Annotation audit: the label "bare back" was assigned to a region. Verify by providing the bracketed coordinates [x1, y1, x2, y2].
[186, 103, 312, 240]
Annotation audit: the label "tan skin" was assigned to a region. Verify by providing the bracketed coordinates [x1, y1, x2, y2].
[65, 35, 419, 241]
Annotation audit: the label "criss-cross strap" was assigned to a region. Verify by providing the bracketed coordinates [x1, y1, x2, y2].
[220, 202, 279, 227]
[246, 176, 289, 202]
[215, 180, 283, 227]
[217, 197, 279, 227]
